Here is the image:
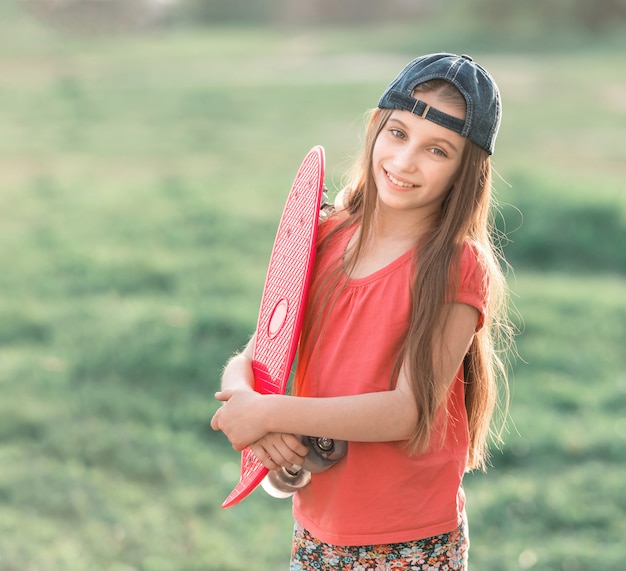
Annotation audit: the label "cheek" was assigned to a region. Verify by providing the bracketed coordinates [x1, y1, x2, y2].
[430, 162, 461, 186]
[372, 131, 394, 158]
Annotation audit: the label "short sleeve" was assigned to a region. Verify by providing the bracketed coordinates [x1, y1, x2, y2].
[316, 215, 346, 245]
[454, 242, 489, 331]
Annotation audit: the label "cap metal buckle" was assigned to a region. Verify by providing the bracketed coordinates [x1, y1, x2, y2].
[411, 98, 431, 119]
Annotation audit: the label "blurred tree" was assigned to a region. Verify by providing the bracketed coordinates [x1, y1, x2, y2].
[279, 0, 431, 25]
[21, 0, 177, 33]
[467, 0, 626, 33]
[173, 0, 432, 26]
[174, 0, 279, 25]
[571, 0, 626, 31]
[21, 0, 626, 36]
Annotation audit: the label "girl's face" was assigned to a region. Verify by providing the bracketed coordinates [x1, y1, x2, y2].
[371, 90, 467, 224]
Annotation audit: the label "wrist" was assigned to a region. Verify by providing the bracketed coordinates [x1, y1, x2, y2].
[261, 394, 282, 433]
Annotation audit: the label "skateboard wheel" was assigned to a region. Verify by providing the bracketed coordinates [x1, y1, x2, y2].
[260, 437, 348, 499]
[261, 467, 312, 498]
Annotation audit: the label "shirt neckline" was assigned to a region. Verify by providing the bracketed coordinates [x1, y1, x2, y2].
[340, 225, 415, 287]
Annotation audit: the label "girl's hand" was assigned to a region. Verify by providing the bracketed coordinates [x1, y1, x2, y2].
[250, 433, 310, 471]
[211, 389, 268, 451]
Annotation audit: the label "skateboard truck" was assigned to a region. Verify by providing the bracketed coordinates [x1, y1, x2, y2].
[261, 436, 347, 499]
[319, 185, 334, 222]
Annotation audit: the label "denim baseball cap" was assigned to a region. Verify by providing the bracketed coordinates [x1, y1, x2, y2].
[378, 53, 501, 154]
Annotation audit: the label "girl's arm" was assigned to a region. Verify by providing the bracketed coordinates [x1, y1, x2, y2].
[212, 302, 479, 451]
[219, 333, 257, 393]
[216, 332, 310, 464]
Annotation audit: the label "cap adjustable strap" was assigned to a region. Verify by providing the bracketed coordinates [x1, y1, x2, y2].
[386, 91, 465, 135]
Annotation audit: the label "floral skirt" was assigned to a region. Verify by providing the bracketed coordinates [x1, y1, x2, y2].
[290, 519, 469, 571]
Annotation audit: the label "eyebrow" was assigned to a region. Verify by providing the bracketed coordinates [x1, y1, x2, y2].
[387, 117, 462, 154]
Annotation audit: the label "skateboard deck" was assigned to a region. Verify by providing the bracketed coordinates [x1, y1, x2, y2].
[222, 146, 325, 509]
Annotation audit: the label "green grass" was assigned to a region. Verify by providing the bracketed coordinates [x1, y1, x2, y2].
[465, 273, 626, 570]
[0, 6, 625, 570]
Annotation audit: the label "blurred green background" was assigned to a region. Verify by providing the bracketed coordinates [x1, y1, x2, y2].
[0, 1, 625, 570]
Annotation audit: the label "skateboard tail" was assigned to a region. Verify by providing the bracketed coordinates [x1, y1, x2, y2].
[221, 448, 269, 508]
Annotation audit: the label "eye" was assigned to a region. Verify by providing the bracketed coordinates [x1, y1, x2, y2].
[390, 128, 406, 140]
[430, 147, 448, 158]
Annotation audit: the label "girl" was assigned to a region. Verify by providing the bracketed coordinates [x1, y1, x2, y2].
[211, 53, 513, 570]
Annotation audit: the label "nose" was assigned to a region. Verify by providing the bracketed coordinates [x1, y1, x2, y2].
[391, 143, 418, 174]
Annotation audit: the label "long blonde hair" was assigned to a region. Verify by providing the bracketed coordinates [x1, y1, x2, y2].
[299, 80, 512, 471]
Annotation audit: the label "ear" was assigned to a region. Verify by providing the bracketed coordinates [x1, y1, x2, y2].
[368, 107, 382, 128]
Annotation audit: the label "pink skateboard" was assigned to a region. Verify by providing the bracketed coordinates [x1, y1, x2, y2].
[222, 146, 325, 509]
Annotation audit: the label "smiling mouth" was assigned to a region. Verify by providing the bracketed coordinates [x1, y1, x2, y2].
[385, 170, 417, 188]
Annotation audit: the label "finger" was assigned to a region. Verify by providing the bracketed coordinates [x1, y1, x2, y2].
[250, 444, 281, 471]
[274, 445, 306, 467]
[265, 442, 308, 470]
[210, 410, 221, 431]
[265, 444, 290, 467]
[281, 433, 310, 458]
[214, 390, 232, 402]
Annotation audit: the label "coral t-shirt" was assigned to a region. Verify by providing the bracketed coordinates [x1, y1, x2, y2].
[292, 220, 489, 546]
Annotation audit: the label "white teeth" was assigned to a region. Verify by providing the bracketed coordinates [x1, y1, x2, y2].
[386, 171, 416, 188]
